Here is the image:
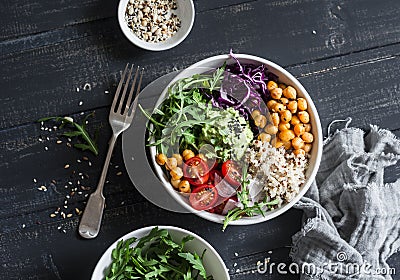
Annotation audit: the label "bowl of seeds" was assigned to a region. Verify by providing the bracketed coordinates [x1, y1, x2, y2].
[118, 0, 195, 51]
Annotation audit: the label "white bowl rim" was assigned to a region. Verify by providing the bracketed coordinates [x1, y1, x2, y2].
[150, 53, 323, 225]
[117, 0, 195, 51]
[91, 225, 229, 280]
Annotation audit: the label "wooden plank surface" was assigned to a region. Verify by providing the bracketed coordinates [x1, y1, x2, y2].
[1, 0, 400, 279]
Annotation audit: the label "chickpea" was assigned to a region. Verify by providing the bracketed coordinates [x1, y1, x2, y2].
[172, 154, 183, 166]
[251, 109, 261, 119]
[166, 157, 178, 170]
[170, 167, 183, 180]
[304, 123, 312, 132]
[280, 110, 292, 123]
[298, 111, 310, 123]
[267, 80, 278, 91]
[171, 178, 181, 189]
[267, 100, 278, 110]
[280, 97, 289, 105]
[272, 138, 284, 148]
[254, 114, 267, 128]
[273, 103, 285, 113]
[271, 112, 280, 126]
[178, 180, 191, 193]
[303, 143, 312, 153]
[278, 123, 290, 131]
[292, 137, 304, 150]
[265, 124, 278, 135]
[279, 130, 295, 142]
[287, 101, 297, 114]
[293, 149, 306, 157]
[283, 86, 297, 99]
[283, 141, 292, 150]
[182, 149, 195, 161]
[297, 98, 308, 111]
[258, 132, 271, 143]
[278, 83, 287, 90]
[291, 115, 301, 125]
[301, 132, 314, 143]
[293, 123, 305, 136]
[270, 88, 283, 99]
[156, 153, 167, 165]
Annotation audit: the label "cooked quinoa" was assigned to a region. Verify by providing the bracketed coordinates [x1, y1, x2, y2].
[246, 140, 308, 205]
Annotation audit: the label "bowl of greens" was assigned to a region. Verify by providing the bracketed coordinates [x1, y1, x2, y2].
[144, 52, 322, 230]
[92, 226, 229, 280]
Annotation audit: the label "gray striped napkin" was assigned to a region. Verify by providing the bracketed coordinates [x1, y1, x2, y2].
[290, 120, 400, 280]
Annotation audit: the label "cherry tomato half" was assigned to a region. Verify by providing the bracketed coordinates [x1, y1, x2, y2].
[208, 170, 223, 185]
[189, 184, 218, 211]
[221, 160, 242, 187]
[183, 156, 209, 186]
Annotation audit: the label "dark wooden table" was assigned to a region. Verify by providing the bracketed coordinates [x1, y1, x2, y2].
[1, 0, 400, 279]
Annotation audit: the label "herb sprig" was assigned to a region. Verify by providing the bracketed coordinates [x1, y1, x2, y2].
[38, 113, 99, 155]
[106, 227, 213, 280]
[222, 166, 280, 231]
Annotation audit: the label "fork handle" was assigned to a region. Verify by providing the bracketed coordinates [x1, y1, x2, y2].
[78, 135, 117, 239]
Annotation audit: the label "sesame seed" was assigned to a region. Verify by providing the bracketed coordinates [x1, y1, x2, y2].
[64, 164, 70, 169]
[234, 252, 238, 257]
[44, 146, 48, 151]
[83, 157, 89, 161]
[75, 208, 80, 214]
[64, 205, 68, 209]
[50, 214, 56, 218]
[67, 214, 73, 218]
[116, 172, 122, 176]
[57, 226, 62, 230]
[79, 101, 83, 106]
[115, 165, 119, 169]
[66, 143, 72, 147]
[66, 195, 70, 199]
[88, 161, 92, 166]
[312, 30, 317, 34]
[78, 191, 82, 195]
[105, 90, 109, 94]
[22, 224, 26, 228]
[61, 212, 66, 219]
[56, 140, 62, 144]
[38, 138, 43, 142]
[77, 159, 81, 163]
[76, 87, 80, 92]
[234, 263, 237, 267]
[62, 229, 66, 234]
[33, 178, 37, 183]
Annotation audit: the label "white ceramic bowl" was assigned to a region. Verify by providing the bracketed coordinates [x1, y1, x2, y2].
[92, 226, 230, 280]
[150, 54, 323, 225]
[117, 0, 195, 51]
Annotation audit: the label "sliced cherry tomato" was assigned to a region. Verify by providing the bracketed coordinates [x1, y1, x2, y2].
[208, 196, 238, 214]
[221, 160, 242, 187]
[189, 184, 218, 210]
[183, 156, 210, 186]
[208, 170, 223, 185]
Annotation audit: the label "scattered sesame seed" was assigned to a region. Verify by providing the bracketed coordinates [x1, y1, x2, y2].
[80, 112, 84, 115]
[38, 138, 43, 142]
[233, 263, 237, 267]
[312, 30, 317, 34]
[66, 195, 70, 199]
[68, 181, 72, 185]
[115, 165, 119, 169]
[88, 161, 92, 166]
[40, 127, 44, 130]
[64, 205, 68, 209]
[234, 252, 238, 257]
[77, 87, 80, 92]
[33, 178, 37, 183]
[77, 159, 81, 163]
[66, 143, 72, 147]
[56, 140, 62, 144]
[50, 214, 56, 218]
[46, 137, 50, 141]
[57, 226, 62, 230]
[79, 101, 83, 106]
[62, 229, 67, 234]
[67, 214, 73, 218]
[85, 194, 89, 197]
[105, 90, 109, 94]
[121, 201, 125, 205]
[48, 129, 52, 132]
[68, 138, 72, 142]
[78, 191, 82, 195]
[83, 156, 89, 161]
[116, 172, 122, 176]
[44, 146, 48, 151]
[77, 180, 80, 185]
[64, 164, 70, 169]
[22, 224, 26, 228]
[268, 251, 272, 254]
[61, 212, 66, 219]
[75, 208, 80, 214]
[236, 269, 240, 273]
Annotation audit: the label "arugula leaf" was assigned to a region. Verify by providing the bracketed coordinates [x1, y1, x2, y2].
[178, 252, 208, 280]
[38, 113, 99, 155]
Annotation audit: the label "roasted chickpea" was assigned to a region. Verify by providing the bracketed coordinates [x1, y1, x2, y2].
[156, 153, 167, 165]
[178, 180, 191, 193]
[301, 132, 314, 143]
[292, 137, 304, 150]
[273, 103, 285, 113]
[271, 112, 280, 126]
[271, 88, 283, 99]
[293, 149, 306, 157]
[283, 141, 292, 150]
[291, 115, 301, 125]
[267, 80, 278, 91]
[303, 143, 312, 153]
[172, 154, 183, 166]
[267, 100, 278, 110]
[278, 123, 290, 131]
[298, 111, 310, 123]
[265, 124, 278, 135]
[304, 123, 311, 132]
[280, 110, 292, 123]
[293, 123, 305, 136]
[171, 178, 181, 188]
[279, 130, 295, 142]
[251, 109, 261, 119]
[254, 114, 267, 128]
[258, 132, 271, 143]
[182, 149, 195, 161]
[297, 98, 308, 111]
[278, 83, 287, 90]
[280, 97, 289, 105]
[170, 167, 183, 180]
[283, 86, 297, 99]
[166, 157, 178, 170]
[287, 101, 297, 114]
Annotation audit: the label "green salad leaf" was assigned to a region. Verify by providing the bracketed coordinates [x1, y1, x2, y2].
[105, 227, 213, 280]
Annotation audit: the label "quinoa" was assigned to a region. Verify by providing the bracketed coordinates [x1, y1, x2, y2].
[246, 140, 308, 205]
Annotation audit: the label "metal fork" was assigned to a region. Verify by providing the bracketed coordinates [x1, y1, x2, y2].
[79, 64, 143, 239]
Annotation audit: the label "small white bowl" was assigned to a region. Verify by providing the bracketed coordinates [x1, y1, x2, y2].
[91, 226, 230, 280]
[150, 54, 323, 225]
[117, 0, 195, 51]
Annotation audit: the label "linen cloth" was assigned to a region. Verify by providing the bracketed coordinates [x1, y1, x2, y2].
[290, 120, 400, 280]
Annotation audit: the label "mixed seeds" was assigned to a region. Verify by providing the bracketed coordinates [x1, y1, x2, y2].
[125, 0, 181, 43]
